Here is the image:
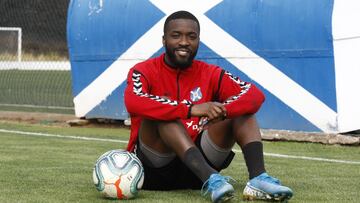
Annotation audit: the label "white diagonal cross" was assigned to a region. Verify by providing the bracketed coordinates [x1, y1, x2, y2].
[73, 0, 337, 132]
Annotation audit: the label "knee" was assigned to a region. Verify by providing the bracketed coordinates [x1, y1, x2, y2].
[157, 119, 185, 132]
[232, 114, 258, 127]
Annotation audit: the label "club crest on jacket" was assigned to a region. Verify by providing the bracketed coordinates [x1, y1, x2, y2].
[190, 87, 202, 102]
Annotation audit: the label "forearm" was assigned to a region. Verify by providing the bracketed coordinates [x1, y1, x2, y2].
[125, 88, 190, 120]
[224, 85, 265, 118]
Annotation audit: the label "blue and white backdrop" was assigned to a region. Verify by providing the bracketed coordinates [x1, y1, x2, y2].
[67, 0, 360, 133]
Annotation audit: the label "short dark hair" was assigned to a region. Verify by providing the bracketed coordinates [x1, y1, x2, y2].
[163, 10, 200, 33]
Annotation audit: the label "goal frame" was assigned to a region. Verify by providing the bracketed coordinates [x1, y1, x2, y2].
[0, 27, 22, 62]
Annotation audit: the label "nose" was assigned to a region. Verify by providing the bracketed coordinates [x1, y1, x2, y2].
[179, 36, 190, 46]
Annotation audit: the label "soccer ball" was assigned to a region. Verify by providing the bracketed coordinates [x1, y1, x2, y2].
[92, 149, 144, 199]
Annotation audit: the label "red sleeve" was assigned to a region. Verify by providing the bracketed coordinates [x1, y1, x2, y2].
[218, 71, 265, 118]
[124, 68, 191, 121]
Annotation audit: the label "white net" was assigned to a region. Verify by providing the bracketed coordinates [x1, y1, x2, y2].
[0, 0, 73, 113]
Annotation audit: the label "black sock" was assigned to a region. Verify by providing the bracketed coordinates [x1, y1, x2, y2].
[242, 141, 266, 179]
[183, 147, 217, 182]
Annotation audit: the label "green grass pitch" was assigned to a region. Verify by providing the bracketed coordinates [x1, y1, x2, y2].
[0, 120, 359, 203]
[0, 70, 73, 113]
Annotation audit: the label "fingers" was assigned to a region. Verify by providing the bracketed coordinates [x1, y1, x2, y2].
[212, 102, 227, 113]
[197, 102, 227, 131]
[208, 102, 227, 120]
[191, 102, 227, 119]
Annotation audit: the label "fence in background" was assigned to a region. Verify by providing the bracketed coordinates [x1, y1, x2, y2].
[0, 0, 73, 113]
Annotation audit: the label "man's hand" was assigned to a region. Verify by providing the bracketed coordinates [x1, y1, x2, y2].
[191, 102, 227, 129]
[191, 102, 227, 119]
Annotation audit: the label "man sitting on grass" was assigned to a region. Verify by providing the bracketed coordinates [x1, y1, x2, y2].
[124, 10, 293, 202]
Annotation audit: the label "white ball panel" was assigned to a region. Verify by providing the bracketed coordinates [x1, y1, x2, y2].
[112, 153, 129, 168]
[102, 183, 118, 199]
[99, 161, 117, 178]
[137, 171, 144, 189]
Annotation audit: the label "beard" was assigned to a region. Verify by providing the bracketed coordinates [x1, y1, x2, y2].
[165, 44, 198, 69]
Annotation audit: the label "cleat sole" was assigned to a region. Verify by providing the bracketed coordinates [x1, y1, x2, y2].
[243, 183, 292, 202]
[243, 194, 292, 202]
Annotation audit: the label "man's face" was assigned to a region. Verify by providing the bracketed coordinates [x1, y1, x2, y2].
[163, 19, 200, 69]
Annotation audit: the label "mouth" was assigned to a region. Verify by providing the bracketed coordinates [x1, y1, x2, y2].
[175, 48, 191, 57]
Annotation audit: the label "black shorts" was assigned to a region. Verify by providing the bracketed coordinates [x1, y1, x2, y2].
[135, 132, 235, 190]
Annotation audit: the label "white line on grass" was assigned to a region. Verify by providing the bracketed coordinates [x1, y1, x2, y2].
[0, 103, 74, 110]
[1, 128, 359, 165]
[0, 129, 127, 144]
[234, 149, 360, 165]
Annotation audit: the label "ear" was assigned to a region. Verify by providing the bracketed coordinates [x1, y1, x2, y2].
[162, 35, 165, 46]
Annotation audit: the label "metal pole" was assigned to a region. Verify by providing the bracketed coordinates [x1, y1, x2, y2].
[18, 28, 22, 62]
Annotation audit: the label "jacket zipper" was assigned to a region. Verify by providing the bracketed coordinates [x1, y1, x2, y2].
[176, 70, 181, 101]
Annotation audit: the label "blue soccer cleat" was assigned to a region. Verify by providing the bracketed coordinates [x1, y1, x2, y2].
[202, 174, 235, 203]
[243, 173, 293, 201]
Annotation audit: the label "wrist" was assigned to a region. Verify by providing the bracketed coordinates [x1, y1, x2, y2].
[187, 104, 194, 118]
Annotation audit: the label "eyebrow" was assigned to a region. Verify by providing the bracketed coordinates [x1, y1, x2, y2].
[170, 30, 198, 35]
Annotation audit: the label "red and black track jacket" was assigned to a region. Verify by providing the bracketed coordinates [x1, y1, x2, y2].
[125, 54, 265, 152]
